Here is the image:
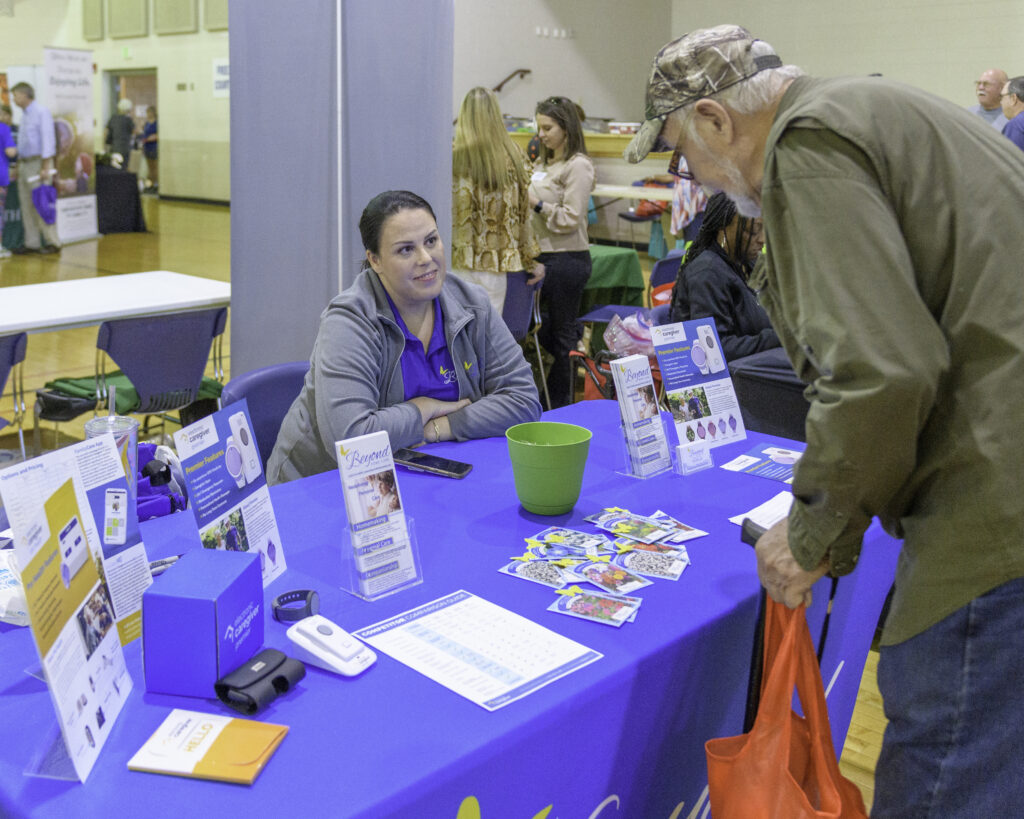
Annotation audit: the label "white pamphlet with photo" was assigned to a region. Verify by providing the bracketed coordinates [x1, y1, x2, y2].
[336, 430, 421, 600]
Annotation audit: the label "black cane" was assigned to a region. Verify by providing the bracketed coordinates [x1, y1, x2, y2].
[741, 518, 767, 733]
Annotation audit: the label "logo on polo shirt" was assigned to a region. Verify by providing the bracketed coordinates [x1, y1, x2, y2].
[439, 365, 457, 384]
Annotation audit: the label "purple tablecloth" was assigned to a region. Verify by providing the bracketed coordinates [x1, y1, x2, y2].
[0, 400, 897, 817]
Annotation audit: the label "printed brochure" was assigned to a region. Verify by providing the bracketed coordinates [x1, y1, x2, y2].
[652, 320, 747, 451]
[0, 439, 134, 782]
[174, 400, 287, 587]
[336, 430, 421, 599]
[609, 354, 672, 476]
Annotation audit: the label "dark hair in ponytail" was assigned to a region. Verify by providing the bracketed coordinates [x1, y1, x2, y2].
[679, 192, 759, 280]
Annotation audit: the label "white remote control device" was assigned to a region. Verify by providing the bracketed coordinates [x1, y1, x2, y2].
[228, 411, 263, 483]
[696, 323, 727, 373]
[286, 614, 376, 677]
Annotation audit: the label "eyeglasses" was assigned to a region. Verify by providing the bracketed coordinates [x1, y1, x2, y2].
[667, 148, 695, 180]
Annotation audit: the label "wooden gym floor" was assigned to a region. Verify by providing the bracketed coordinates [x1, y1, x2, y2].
[0, 198, 884, 808]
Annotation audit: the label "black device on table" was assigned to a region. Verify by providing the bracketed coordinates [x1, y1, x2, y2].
[393, 448, 472, 479]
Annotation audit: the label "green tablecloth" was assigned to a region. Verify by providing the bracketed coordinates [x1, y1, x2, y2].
[583, 244, 644, 313]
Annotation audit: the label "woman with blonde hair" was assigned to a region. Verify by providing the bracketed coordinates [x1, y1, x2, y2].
[451, 87, 543, 314]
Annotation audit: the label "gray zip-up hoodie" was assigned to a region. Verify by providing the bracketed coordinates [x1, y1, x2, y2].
[268, 269, 542, 484]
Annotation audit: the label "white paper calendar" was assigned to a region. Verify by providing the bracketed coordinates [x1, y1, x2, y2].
[353, 590, 602, 710]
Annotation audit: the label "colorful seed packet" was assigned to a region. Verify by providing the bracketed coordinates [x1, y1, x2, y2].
[648, 510, 708, 544]
[572, 560, 652, 595]
[548, 590, 642, 627]
[612, 536, 682, 555]
[584, 510, 673, 544]
[498, 559, 570, 589]
[613, 549, 689, 581]
[530, 526, 609, 555]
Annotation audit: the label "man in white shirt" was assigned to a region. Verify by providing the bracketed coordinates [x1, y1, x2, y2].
[11, 81, 61, 254]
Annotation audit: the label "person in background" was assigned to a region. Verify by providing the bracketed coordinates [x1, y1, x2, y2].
[1000, 76, 1024, 151]
[528, 96, 596, 408]
[141, 106, 158, 192]
[0, 104, 16, 259]
[626, 25, 1024, 816]
[268, 190, 542, 484]
[668, 191, 778, 360]
[451, 87, 543, 314]
[105, 98, 134, 163]
[11, 81, 61, 254]
[968, 68, 1009, 130]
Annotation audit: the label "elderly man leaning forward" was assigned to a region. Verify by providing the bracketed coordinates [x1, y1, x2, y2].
[969, 67, 1009, 130]
[1000, 76, 1024, 151]
[626, 25, 1024, 818]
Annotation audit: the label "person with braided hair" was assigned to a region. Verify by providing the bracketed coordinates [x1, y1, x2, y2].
[667, 191, 778, 361]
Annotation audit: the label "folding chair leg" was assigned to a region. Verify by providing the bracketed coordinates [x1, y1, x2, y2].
[532, 335, 551, 411]
[32, 405, 42, 457]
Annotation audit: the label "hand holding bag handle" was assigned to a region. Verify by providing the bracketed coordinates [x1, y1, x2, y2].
[705, 599, 868, 819]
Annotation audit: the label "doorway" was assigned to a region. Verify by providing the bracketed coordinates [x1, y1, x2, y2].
[104, 69, 157, 189]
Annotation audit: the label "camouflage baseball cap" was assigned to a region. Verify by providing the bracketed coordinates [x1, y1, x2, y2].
[625, 25, 783, 163]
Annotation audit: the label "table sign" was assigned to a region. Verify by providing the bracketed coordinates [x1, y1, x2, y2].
[677, 440, 714, 475]
[721, 442, 805, 484]
[174, 400, 287, 587]
[652, 320, 747, 450]
[353, 590, 602, 710]
[609, 354, 672, 478]
[0, 439, 134, 782]
[335, 430, 422, 601]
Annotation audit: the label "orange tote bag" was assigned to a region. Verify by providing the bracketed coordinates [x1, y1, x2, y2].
[705, 599, 868, 819]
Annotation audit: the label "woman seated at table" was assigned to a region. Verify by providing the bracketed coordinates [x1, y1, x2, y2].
[268, 190, 543, 484]
[668, 192, 779, 362]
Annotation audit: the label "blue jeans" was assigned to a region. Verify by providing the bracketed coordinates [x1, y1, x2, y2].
[873, 575, 1024, 817]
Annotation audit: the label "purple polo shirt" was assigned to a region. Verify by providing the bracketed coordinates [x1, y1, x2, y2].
[385, 294, 460, 402]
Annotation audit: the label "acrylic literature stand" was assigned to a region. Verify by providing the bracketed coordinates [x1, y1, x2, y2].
[609, 354, 673, 479]
[335, 431, 423, 602]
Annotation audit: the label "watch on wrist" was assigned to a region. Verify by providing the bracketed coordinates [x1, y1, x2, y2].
[533, 201, 543, 213]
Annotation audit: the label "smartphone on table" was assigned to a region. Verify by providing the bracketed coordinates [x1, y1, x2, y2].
[393, 448, 473, 479]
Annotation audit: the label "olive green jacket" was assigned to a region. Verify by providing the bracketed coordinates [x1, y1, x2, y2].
[753, 75, 1024, 645]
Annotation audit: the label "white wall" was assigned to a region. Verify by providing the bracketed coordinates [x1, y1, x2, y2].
[668, 1, 1024, 106]
[0, 1, 231, 201]
[454, 0, 671, 120]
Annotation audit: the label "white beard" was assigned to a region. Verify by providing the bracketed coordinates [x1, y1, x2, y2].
[720, 156, 762, 217]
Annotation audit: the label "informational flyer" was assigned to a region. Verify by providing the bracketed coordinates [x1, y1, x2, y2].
[609, 354, 672, 477]
[336, 430, 420, 599]
[652, 320, 747, 450]
[174, 400, 286, 587]
[0, 443, 132, 782]
[721, 443, 805, 484]
[0, 435, 150, 645]
[354, 591, 602, 711]
[728, 491, 794, 529]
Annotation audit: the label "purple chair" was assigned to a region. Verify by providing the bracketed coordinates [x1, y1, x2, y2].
[0, 332, 28, 461]
[96, 307, 228, 414]
[34, 307, 227, 452]
[219, 360, 310, 470]
[501, 272, 550, 410]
